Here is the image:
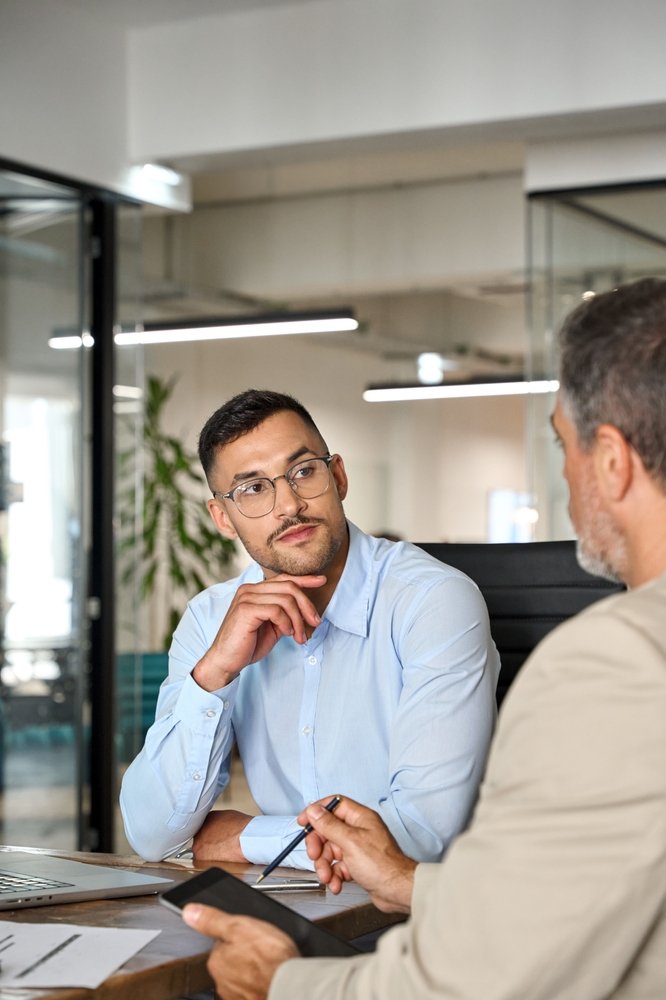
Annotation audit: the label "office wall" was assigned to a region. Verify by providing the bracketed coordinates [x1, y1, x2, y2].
[143, 336, 527, 544]
[129, 0, 666, 167]
[141, 168, 529, 545]
[0, 0, 128, 191]
[172, 174, 525, 304]
[4, 0, 665, 195]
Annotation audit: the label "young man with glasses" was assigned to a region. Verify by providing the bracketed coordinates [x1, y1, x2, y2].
[120, 389, 500, 867]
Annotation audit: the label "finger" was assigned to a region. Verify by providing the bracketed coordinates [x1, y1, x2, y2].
[313, 842, 347, 883]
[305, 795, 372, 836]
[236, 591, 320, 641]
[231, 598, 308, 646]
[324, 864, 350, 895]
[249, 574, 327, 619]
[182, 903, 233, 937]
[303, 829, 326, 861]
[270, 574, 327, 588]
[296, 797, 330, 828]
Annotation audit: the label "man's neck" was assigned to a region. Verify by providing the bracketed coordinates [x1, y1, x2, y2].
[311, 528, 351, 616]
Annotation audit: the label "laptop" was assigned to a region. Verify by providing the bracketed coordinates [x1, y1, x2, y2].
[0, 849, 174, 910]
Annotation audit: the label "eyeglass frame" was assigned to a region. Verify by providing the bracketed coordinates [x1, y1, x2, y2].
[212, 453, 335, 518]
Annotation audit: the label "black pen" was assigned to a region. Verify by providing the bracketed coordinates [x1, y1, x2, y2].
[254, 795, 342, 885]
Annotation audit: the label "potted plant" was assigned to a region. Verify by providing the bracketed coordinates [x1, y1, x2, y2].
[116, 374, 235, 758]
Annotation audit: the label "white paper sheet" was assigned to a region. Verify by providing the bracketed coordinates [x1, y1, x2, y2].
[0, 920, 161, 988]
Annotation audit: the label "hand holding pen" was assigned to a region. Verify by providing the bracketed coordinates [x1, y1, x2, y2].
[254, 796, 342, 885]
[297, 794, 416, 913]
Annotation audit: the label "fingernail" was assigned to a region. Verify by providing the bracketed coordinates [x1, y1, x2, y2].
[307, 804, 325, 820]
[182, 903, 202, 925]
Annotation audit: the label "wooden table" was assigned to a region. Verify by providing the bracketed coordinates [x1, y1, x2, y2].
[0, 848, 400, 999]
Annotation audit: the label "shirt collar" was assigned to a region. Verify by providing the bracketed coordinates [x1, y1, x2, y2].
[322, 521, 373, 638]
[245, 520, 374, 637]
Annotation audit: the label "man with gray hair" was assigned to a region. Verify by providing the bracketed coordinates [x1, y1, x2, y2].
[183, 277, 666, 999]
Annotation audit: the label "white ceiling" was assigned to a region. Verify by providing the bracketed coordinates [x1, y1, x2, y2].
[35, 0, 666, 380]
[60, 0, 318, 28]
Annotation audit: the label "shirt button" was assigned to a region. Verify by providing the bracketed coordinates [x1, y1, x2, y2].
[205, 709, 216, 718]
[192, 772, 202, 781]
[223, 700, 230, 710]
[307, 655, 317, 665]
[302, 725, 312, 736]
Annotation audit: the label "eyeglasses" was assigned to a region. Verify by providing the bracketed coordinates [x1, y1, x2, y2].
[213, 454, 334, 518]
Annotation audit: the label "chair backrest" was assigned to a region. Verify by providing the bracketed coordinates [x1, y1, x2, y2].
[416, 540, 624, 706]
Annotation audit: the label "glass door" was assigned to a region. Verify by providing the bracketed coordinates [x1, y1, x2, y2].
[0, 169, 89, 849]
[528, 187, 666, 539]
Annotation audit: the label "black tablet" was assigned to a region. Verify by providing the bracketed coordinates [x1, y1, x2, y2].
[160, 867, 360, 959]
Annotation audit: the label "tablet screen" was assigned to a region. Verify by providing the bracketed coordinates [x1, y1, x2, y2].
[160, 867, 360, 959]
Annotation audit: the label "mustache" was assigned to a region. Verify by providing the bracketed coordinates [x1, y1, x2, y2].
[267, 517, 323, 545]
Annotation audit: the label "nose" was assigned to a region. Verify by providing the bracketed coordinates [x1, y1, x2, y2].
[272, 474, 306, 517]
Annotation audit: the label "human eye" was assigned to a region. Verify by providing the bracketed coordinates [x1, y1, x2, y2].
[290, 460, 317, 482]
[236, 478, 270, 498]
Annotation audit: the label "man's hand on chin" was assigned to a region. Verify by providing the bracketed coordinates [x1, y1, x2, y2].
[192, 809, 254, 862]
[183, 904, 298, 1000]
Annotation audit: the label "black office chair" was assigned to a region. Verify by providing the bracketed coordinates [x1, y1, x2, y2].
[416, 540, 624, 707]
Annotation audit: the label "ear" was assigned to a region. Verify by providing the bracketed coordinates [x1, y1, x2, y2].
[594, 424, 633, 502]
[330, 454, 348, 502]
[207, 498, 239, 540]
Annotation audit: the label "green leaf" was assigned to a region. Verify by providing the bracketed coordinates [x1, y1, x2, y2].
[116, 373, 236, 625]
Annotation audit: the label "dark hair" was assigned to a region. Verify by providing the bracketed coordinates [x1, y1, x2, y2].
[558, 277, 666, 485]
[198, 388, 327, 482]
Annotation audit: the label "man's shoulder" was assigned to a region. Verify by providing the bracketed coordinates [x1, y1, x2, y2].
[351, 525, 474, 585]
[515, 571, 666, 693]
[378, 538, 480, 592]
[563, 570, 666, 639]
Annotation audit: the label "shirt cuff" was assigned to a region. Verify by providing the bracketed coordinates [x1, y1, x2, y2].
[171, 671, 237, 726]
[240, 815, 316, 870]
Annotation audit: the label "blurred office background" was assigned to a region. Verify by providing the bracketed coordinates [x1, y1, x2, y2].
[1, 0, 666, 853]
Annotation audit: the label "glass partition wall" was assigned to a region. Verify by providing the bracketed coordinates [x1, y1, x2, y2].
[528, 184, 666, 540]
[0, 166, 143, 851]
[0, 172, 86, 849]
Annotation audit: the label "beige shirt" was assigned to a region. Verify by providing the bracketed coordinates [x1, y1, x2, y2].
[271, 574, 666, 999]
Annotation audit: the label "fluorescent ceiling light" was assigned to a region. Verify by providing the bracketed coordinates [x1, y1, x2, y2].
[141, 163, 183, 187]
[363, 379, 560, 402]
[113, 384, 144, 400]
[117, 311, 358, 346]
[416, 352, 459, 384]
[48, 332, 94, 350]
[49, 310, 358, 349]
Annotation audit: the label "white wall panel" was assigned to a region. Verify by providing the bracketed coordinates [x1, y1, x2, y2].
[128, 0, 666, 165]
[173, 175, 524, 299]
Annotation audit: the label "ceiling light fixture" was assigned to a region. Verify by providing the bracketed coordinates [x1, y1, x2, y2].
[416, 352, 459, 384]
[141, 163, 184, 187]
[116, 309, 358, 346]
[48, 332, 94, 350]
[48, 309, 358, 350]
[363, 378, 560, 402]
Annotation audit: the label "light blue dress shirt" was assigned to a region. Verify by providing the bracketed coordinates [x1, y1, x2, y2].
[120, 522, 500, 865]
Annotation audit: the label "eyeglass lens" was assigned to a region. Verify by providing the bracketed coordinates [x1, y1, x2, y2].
[233, 457, 331, 517]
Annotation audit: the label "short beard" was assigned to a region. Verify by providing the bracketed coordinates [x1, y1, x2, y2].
[575, 539, 623, 584]
[246, 516, 346, 577]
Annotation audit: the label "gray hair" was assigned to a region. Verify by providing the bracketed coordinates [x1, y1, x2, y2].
[558, 277, 666, 485]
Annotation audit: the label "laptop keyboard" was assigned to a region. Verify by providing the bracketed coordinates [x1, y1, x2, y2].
[0, 870, 74, 895]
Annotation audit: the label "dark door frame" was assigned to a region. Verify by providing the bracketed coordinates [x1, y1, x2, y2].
[0, 156, 140, 852]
